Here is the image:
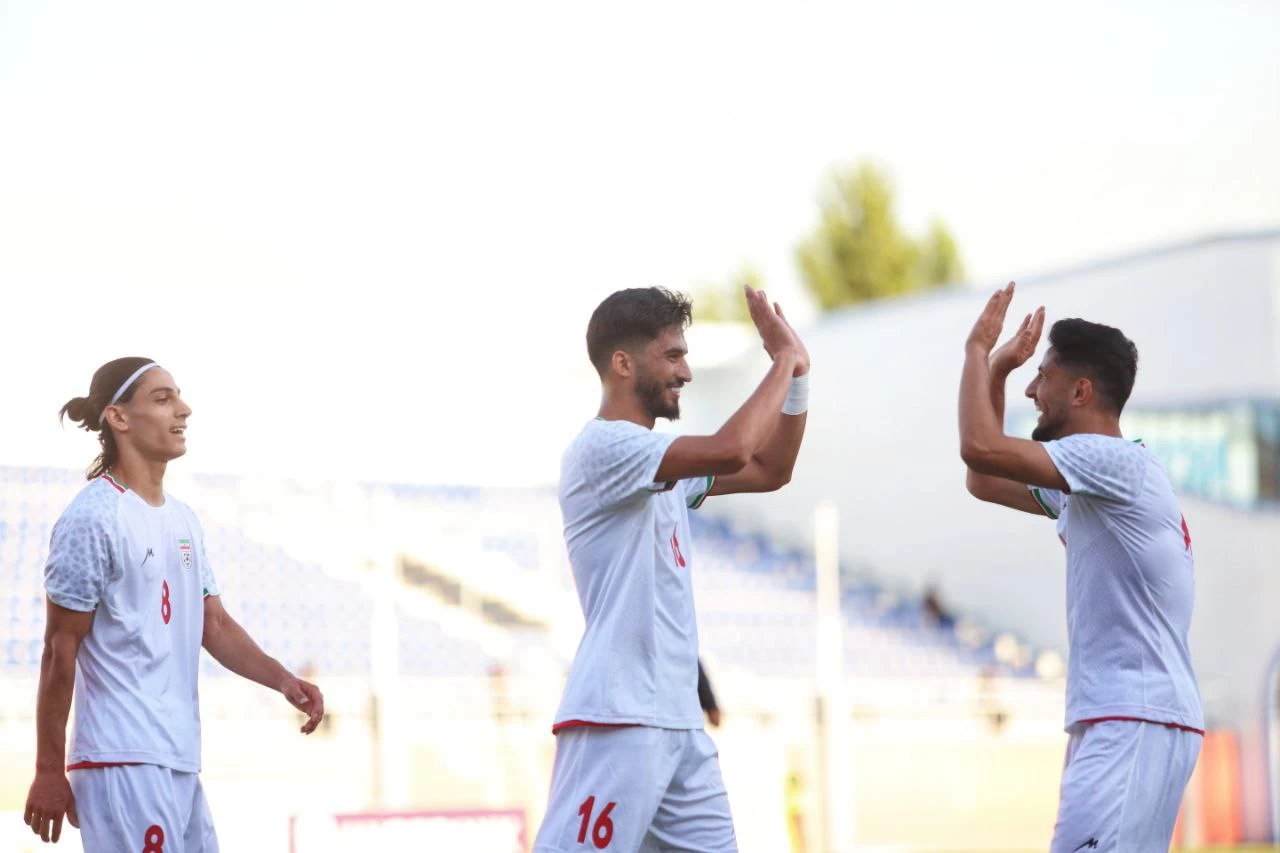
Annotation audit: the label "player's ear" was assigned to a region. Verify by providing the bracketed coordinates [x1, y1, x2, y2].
[610, 350, 634, 380]
[1072, 377, 1093, 408]
[102, 405, 129, 433]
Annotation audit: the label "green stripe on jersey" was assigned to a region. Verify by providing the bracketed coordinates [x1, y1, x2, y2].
[1030, 487, 1058, 519]
[688, 475, 715, 510]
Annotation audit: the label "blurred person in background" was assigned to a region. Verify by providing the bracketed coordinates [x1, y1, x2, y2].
[697, 658, 721, 729]
[533, 285, 809, 853]
[23, 358, 325, 850]
[959, 285, 1202, 853]
[921, 584, 955, 632]
[976, 665, 1009, 735]
[785, 770, 807, 853]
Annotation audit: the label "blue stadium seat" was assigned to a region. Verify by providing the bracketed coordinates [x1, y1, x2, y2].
[1, 467, 1047, 683]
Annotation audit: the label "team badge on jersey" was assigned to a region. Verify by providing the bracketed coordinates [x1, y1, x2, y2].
[178, 538, 193, 569]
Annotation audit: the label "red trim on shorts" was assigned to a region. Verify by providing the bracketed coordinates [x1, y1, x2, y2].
[1077, 715, 1205, 736]
[551, 720, 641, 735]
[66, 761, 144, 771]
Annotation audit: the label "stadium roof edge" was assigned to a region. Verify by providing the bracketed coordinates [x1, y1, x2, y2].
[1010, 227, 1280, 287]
[815, 227, 1280, 326]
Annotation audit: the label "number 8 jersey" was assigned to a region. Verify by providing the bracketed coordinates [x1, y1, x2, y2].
[44, 474, 220, 773]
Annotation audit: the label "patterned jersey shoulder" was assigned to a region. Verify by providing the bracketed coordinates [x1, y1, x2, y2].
[1044, 433, 1148, 504]
[565, 419, 678, 509]
[45, 478, 125, 612]
[54, 476, 125, 535]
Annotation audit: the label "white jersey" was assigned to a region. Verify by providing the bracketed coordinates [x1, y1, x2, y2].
[1029, 434, 1203, 733]
[45, 474, 219, 773]
[553, 418, 715, 732]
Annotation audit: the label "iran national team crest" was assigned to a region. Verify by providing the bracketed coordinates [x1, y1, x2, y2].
[178, 538, 193, 569]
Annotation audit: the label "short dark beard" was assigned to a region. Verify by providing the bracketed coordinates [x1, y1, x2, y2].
[1031, 418, 1064, 442]
[637, 372, 680, 421]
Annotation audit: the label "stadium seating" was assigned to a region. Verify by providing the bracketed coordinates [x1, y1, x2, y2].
[1, 467, 498, 679]
[1, 467, 1048, 683]
[687, 513, 1033, 679]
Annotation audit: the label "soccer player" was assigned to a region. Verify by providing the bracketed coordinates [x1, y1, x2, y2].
[23, 357, 325, 849]
[959, 284, 1202, 853]
[533, 285, 809, 853]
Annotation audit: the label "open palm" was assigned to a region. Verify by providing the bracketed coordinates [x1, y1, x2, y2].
[773, 302, 809, 376]
[744, 284, 796, 362]
[990, 306, 1045, 376]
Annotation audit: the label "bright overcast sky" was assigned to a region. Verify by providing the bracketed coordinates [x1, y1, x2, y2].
[2, 0, 1278, 484]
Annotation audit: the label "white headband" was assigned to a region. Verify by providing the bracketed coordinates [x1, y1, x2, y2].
[98, 363, 160, 426]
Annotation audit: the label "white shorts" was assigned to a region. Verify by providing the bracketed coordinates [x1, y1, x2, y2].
[69, 764, 219, 853]
[1050, 719, 1201, 853]
[533, 726, 737, 853]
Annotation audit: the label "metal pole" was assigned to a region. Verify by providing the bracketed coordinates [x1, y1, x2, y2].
[370, 555, 406, 809]
[815, 502, 855, 851]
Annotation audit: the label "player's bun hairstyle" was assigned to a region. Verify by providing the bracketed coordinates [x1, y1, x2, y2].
[586, 287, 693, 376]
[1048, 319, 1139, 414]
[60, 356, 157, 480]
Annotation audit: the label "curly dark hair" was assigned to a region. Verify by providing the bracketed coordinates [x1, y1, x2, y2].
[60, 357, 157, 479]
[586, 287, 693, 375]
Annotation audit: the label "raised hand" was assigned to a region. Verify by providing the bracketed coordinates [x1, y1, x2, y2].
[990, 305, 1046, 377]
[744, 284, 798, 365]
[772, 301, 809, 377]
[966, 281, 1018, 356]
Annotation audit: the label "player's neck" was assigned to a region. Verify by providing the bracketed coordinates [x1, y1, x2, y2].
[1062, 412, 1123, 440]
[110, 452, 168, 507]
[597, 390, 656, 430]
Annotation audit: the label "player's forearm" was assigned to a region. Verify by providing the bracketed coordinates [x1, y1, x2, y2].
[958, 346, 1006, 463]
[203, 614, 292, 692]
[747, 412, 807, 487]
[965, 366, 1011, 493]
[715, 351, 799, 461]
[33, 638, 78, 773]
[988, 364, 1008, 424]
[697, 669, 718, 712]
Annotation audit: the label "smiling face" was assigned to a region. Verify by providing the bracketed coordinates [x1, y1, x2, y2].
[1025, 349, 1077, 442]
[1025, 318, 1140, 442]
[633, 326, 692, 421]
[108, 368, 193, 462]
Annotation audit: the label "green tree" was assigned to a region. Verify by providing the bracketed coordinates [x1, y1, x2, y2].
[690, 267, 759, 324]
[797, 162, 965, 311]
[917, 217, 966, 288]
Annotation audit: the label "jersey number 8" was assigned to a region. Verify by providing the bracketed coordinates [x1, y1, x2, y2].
[143, 824, 165, 852]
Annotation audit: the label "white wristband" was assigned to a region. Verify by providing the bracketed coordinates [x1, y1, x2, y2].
[782, 373, 809, 415]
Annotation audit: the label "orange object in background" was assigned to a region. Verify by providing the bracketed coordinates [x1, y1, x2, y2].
[1180, 728, 1244, 845]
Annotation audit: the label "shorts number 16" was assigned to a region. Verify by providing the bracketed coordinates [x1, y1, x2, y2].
[577, 795, 616, 849]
